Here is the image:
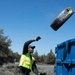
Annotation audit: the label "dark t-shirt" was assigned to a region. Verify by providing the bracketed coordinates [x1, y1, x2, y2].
[22, 40, 33, 54]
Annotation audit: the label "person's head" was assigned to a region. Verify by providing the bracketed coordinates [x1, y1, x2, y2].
[28, 45, 35, 53]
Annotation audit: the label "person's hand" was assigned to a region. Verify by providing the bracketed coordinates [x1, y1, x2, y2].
[33, 36, 41, 41]
[36, 36, 41, 41]
[40, 72, 46, 75]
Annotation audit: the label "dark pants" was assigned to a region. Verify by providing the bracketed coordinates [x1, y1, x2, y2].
[19, 72, 30, 75]
[18, 67, 30, 75]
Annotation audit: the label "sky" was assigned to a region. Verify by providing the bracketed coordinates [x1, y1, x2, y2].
[0, 0, 75, 55]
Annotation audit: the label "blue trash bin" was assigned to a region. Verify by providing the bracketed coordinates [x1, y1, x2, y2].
[55, 38, 75, 75]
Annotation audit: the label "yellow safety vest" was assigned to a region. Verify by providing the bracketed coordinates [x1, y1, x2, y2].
[19, 53, 35, 71]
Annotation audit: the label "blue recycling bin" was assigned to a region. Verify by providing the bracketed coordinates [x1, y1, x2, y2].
[54, 38, 75, 75]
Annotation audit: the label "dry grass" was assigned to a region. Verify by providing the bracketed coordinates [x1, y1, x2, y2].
[0, 63, 55, 75]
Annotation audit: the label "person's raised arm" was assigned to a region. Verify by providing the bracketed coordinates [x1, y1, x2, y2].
[22, 36, 41, 54]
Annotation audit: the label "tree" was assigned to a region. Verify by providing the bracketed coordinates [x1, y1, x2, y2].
[0, 28, 21, 64]
[33, 50, 39, 62]
[45, 49, 56, 64]
[39, 54, 46, 63]
[0, 29, 12, 57]
[13, 52, 21, 62]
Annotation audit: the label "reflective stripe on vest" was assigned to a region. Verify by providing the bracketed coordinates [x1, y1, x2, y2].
[19, 53, 35, 71]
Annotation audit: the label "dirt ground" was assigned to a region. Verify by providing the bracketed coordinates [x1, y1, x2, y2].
[31, 64, 55, 75]
[0, 63, 55, 75]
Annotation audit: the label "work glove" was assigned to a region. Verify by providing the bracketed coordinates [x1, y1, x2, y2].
[40, 72, 46, 75]
[36, 36, 41, 41]
[33, 36, 41, 41]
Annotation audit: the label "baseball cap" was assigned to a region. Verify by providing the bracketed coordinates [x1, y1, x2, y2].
[28, 45, 35, 49]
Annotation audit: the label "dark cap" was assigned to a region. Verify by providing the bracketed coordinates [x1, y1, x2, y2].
[28, 45, 35, 49]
